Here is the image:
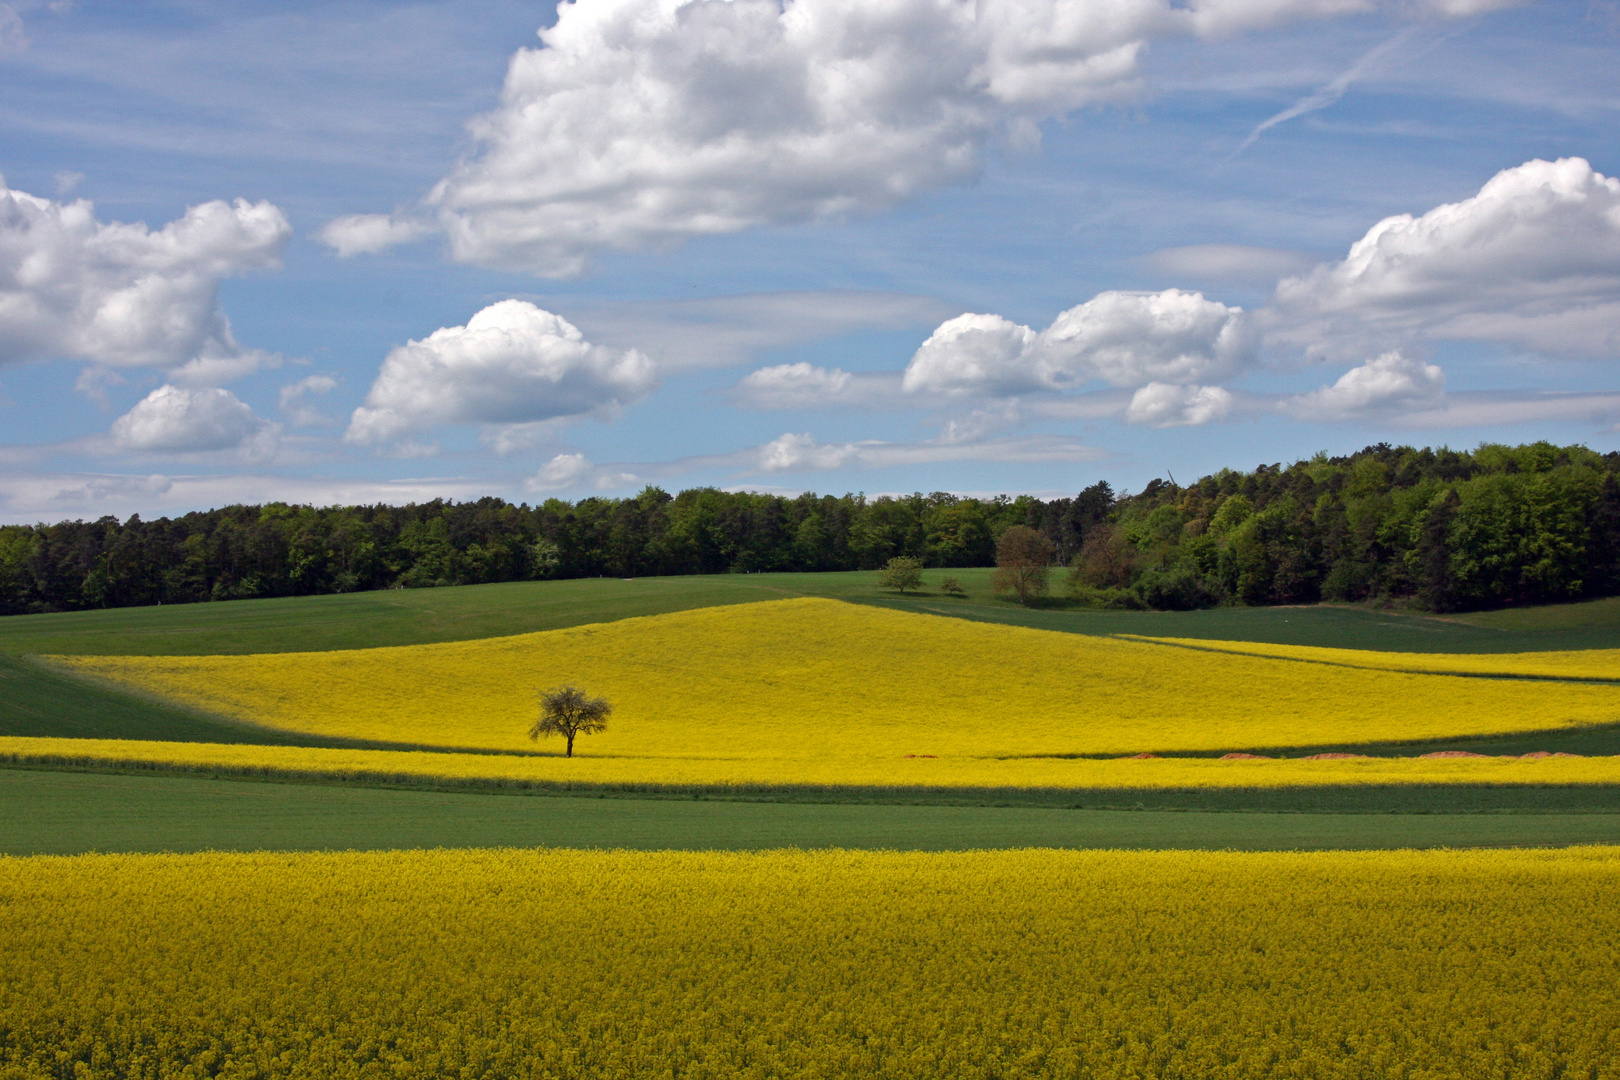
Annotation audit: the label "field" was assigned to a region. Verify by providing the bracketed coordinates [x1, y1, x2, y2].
[5, 576, 1620, 851]
[52, 598, 1620, 762]
[4, 846, 1619, 1078]
[5, 575, 1620, 1077]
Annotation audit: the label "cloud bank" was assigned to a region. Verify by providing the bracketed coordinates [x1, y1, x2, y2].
[411, 0, 1475, 275]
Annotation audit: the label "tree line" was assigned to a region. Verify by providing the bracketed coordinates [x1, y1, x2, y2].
[1, 440, 1617, 616]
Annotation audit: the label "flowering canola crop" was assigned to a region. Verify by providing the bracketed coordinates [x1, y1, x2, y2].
[3, 846, 1618, 1079]
[1134, 635, 1620, 681]
[53, 599, 1620, 762]
[6, 733, 1620, 791]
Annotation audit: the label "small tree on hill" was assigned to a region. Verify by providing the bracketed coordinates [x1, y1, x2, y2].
[877, 555, 925, 594]
[530, 685, 613, 757]
[992, 525, 1055, 605]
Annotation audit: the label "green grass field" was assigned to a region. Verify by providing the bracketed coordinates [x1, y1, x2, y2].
[9, 569, 1620, 658]
[6, 769, 1618, 856]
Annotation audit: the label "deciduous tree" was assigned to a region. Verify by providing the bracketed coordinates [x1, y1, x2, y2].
[877, 555, 925, 594]
[992, 526, 1054, 605]
[530, 685, 612, 757]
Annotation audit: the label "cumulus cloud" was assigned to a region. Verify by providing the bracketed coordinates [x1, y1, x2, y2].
[318, 213, 431, 257]
[757, 432, 864, 472]
[423, 0, 1468, 275]
[0, 181, 289, 371]
[528, 452, 597, 492]
[1124, 382, 1234, 426]
[903, 314, 1038, 396]
[1284, 351, 1444, 420]
[735, 363, 855, 408]
[1271, 157, 1620, 358]
[904, 289, 1254, 396]
[345, 300, 657, 447]
[109, 384, 278, 457]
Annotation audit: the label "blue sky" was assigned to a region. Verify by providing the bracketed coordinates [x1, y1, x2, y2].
[0, 0, 1617, 522]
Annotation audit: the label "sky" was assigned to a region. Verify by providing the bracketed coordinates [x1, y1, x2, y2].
[0, 0, 1618, 523]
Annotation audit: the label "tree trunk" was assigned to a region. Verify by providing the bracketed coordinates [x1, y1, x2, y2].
[566, 733, 574, 757]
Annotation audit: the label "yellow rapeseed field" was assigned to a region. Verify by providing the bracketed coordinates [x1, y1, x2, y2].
[1134, 635, 1620, 681]
[2, 847, 1618, 1079]
[52, 598, 1620, 762]
[5, 734, 1619, 790]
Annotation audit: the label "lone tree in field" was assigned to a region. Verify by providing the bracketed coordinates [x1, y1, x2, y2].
[877, 555, 925, 594]
[530, 685, 613, 757]
[991, 526, 1056, 605]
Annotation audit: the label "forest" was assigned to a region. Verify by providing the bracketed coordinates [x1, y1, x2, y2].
[2, 440, 1617, 615]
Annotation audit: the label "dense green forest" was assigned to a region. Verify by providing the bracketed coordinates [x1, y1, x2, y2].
[2, 441, 1617, 616]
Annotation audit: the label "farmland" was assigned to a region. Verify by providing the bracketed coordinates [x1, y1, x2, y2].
[4, 575, 1620, 851]
[4, 574, 1620, 1078]
[51, 598, 1620, 762]
[4, 846, 1619, 1078]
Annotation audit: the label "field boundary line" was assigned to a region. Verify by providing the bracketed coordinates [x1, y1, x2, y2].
[1117, 635, 1620, 685]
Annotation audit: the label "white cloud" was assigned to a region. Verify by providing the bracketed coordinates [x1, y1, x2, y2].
[903, 313, 1038, 395]
[0, 181, 289, 371]
[1124, 382, 1234, 426]
[426, 0, 1466, 275]
[757, 432, 864, 472]
[109, 384, 278, 456]
[903, 289, 1254, 396]
[1035, 289, 1256, 387]
[279, 373, 339, 427]
[1270, 157, 1620, 358]
[345, 300, 657, 447]
[736, 362, 854, 408]
[318, 213, 431, 257]
[1284, 351, 1444, 420]
[528, 452, 596, 492]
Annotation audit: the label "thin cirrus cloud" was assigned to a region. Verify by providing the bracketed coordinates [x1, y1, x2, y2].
[0, 179, 289, 376]
[328, 0, 1491, 275]
[344, 299, 657, 449]
[526, 429, 1104, 493]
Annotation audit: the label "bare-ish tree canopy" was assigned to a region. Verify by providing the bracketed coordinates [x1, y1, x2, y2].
[992, 526, 1055, 605]
[530, 685, 613, 757]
